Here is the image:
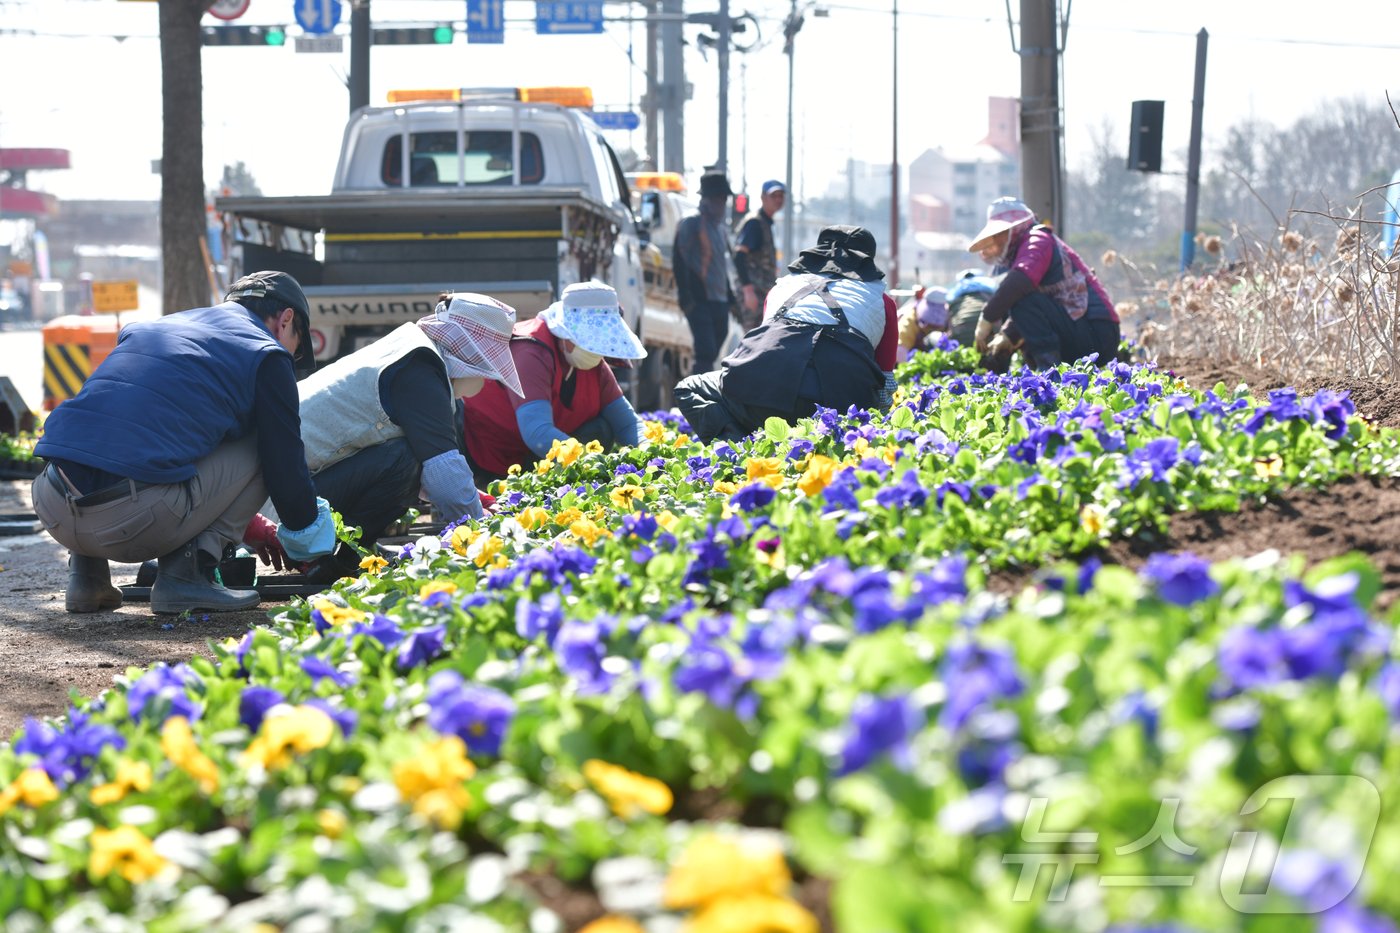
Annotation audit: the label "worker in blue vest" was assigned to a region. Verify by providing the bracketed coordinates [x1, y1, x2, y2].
[32, 271, 336, 615]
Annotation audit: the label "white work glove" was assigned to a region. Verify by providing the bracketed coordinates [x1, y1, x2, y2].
[973, 316, 997, 353]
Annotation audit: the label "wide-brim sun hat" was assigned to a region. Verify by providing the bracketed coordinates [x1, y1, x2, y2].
[788, 225, 884, 282]
[969, 196, 1037, 253]
[418, 293, 525, 397]
[917, 286, 949, 328]
[539, 281, 647, 361]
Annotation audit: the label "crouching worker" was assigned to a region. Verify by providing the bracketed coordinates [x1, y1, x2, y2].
[32, 271, 336, 615]
[460, 281, 647, 484]
[296, 293, 524, 582]
[675, 225, 898, 443]
[969, 196, 1120, 370]
[895, 285, 947, 363]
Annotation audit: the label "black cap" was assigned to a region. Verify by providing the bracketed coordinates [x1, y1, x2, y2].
[225, 270, 315, 372]
[698, 171, 733, 199]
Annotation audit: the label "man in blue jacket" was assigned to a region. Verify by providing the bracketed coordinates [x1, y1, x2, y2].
[33, 271, 337, 615]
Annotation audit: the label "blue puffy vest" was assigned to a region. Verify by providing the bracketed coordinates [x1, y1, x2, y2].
[36, 303, 289, 484]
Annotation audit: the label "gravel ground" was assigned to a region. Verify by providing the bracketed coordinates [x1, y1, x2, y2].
[0, 477, 287, 739]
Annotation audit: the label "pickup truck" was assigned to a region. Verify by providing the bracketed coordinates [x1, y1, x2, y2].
[215, 86, 693, 403]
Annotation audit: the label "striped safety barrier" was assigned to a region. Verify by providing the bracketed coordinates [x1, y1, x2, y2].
[41, 316, 119, 411]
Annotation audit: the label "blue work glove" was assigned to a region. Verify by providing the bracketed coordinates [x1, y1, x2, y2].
[277, 497, 337, 562]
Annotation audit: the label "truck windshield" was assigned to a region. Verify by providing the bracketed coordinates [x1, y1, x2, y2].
[380, 131, 545, 187]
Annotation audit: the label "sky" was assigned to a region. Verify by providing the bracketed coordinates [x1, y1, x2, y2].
[1, 0, 1398, 207]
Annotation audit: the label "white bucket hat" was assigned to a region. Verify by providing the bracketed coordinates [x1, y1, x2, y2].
[539, 281, 647, 361]
[969, 197, 1036, 253]
[417, 293, 525, 397]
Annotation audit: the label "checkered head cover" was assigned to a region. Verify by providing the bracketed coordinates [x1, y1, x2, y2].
[417, 293, 525, 397]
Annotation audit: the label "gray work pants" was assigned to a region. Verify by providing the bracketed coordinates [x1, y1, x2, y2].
[32, 435, 266, 564]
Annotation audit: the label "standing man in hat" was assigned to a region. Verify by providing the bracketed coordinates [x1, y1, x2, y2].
[968, 196, 1119, 369]
[292, 292, 524, 582]
[732, 179, 786, 331]
[32, 271, 336, 615]
[672, 171, 738, 375]
[460, 281, 648, 483]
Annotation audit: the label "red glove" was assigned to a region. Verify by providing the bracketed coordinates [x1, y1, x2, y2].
[243, 513, 289, 572]
[478, 491, 497, 516]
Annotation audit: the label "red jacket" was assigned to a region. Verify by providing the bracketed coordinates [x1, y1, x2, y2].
[461, 317, 606, 475]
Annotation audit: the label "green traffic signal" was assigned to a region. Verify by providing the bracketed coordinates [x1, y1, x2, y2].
[433, 25, 453, 43]
[265, 27, 286, 46]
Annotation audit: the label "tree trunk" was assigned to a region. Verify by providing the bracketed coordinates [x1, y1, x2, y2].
[159, 0, 212, 315]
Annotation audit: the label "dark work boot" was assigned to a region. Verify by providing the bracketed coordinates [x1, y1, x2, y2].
[150, 541, 260, 615]
[66, 553, 123, 614]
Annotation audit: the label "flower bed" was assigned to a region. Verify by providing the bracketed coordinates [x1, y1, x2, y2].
[3, 351, 1400, 931]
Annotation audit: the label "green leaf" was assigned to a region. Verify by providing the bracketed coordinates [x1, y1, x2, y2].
[764, 417, 791, 443]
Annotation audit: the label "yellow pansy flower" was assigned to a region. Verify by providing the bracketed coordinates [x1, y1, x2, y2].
[554, 507, 585, 527]
[516, 506, 552, 530]
[89, 825, 171, 884]
[684, 893, 819, 933]
[450, 525, 481, 555]
[579, 918, 646, 933]
[90, 759, 154, 806]
[585, 439, 605, 454]
[569, 518, 612, 548]
[507, 463, 523, 476]
[1254, 455, 1283, 479]
[712, 481, 739, 496]
[582, 759, 673, 819]
[392, 736, 476, 830]
[313, 599, 366, 628]
[473, 534, 504, 568]
[161, 717, 219, 795]
[358, 554, 388, 574]
[551, 437, 585, 465]
[536, 458, 554, 475]
[609, 484, 646, 510]
[657, 510, 680, 532]
[0, 767, 59, 815]
[317, 808, 348, 839]
[419, 580, 458, 600]
[744, 457, 783, 483]
[673, 433, 692, 447]
[663, 834, 792, 909]
[241, 706, 336, 771]
[1080, 503, 1110, 536]
[796, 455, 839, 497]
[642, 420, 668, 444]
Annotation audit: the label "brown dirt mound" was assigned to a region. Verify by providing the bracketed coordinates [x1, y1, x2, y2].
[1157, 355, 1400, 429]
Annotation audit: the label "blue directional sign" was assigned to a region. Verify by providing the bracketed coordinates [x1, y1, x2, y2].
[466, 0, 504, 43]
[294, 0, 341, 35]
[589, 111, 640, 131]
[535, 1, 604, 35]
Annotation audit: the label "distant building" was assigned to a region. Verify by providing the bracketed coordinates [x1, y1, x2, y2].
[902, 97, 1022, 285]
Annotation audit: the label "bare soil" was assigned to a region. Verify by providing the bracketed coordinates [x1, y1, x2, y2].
[0, 477, 288, 739]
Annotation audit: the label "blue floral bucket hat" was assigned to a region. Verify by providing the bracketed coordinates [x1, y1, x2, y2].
[539, 281, 647, 361]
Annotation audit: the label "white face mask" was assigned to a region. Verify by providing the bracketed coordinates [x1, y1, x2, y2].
[567, 347, 605, 370]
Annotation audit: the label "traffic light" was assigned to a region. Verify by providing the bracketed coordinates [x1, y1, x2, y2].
[373, 25, 455, 44]
[201, 25, 287, 46]
[732, 192, 749, 225]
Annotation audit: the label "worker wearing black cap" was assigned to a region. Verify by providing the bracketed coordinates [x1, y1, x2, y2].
[32, 270, 336, 616]
[673, 170, 739, 375]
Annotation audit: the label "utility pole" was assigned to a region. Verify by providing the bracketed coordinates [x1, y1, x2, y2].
[1181, 28, 1208, 272]
[1017, 0, 1062, 231]
[782, 0, 802, 266]
[889, 0, 899, 286]
[644, 0, 660, 168]
[661, 0, 685, 173]
[716, 0, 731, 173]
[349, 0, 370, 113]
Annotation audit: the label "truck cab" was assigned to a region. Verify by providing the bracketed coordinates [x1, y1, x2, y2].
[217, 87, 664, 387]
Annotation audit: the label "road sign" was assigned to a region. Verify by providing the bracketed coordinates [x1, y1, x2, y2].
[295, 35, 343, 53]
[294, 0, 341, 35]
[466, 0, 504, 43]
[588, 110, 640, 131]
[207, 0, 251, 21]
[535, 1, 604, 35]
[92, 280, 139, 314]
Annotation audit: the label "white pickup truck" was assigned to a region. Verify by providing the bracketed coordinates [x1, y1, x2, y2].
[215, 86, 694, 403]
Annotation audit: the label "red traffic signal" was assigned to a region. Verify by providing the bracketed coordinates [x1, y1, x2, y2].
[733, 193, 750, 214]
